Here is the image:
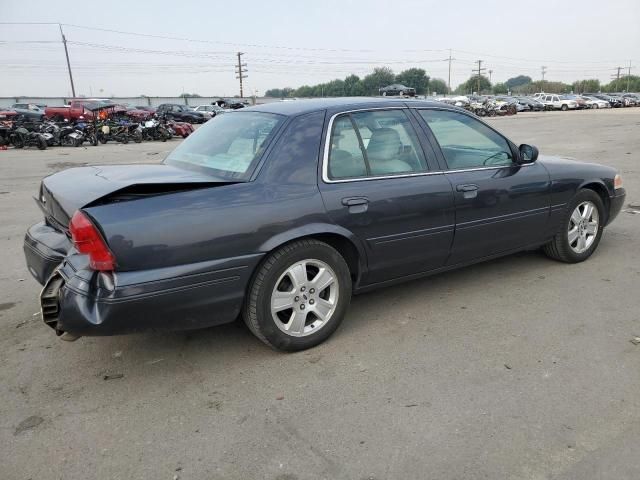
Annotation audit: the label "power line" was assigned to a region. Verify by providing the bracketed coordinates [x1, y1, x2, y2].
[2, 22, 635, 66]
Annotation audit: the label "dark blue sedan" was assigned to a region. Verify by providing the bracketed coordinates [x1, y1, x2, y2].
[24, 98, 626, 350]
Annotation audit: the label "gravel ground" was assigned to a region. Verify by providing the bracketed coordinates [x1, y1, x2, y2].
[1, 109, 639, 480]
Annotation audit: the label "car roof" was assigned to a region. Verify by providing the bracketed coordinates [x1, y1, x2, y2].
[245, 97, 453, 116]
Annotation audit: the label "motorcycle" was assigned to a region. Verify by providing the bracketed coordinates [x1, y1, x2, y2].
[75, 119, 98, 146]
[58, 122, 84, 146]
[96, 121, 129, 144]
[10, 126, 47, 150]
[141, 118, 172, 141]
[157, 113, 194, 138]
[126, 122, 143, 143]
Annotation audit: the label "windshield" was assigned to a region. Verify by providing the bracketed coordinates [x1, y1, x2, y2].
[165, 111, 284, 180]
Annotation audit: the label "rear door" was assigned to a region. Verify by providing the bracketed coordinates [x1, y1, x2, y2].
[318, 107, 455, 285]
[415, 108, 551, 265]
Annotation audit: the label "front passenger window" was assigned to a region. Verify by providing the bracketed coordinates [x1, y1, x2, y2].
[419, 110, 513, 169]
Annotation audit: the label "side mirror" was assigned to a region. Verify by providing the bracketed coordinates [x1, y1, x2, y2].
[518, 144, 538, 163]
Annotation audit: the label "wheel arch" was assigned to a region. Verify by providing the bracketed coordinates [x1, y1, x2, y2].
[579, 180, 610, 222]
[257, 224, 366, 285]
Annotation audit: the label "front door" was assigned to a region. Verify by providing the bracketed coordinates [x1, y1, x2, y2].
[416, 108, 551, 265]
[318, 108, 455, 285]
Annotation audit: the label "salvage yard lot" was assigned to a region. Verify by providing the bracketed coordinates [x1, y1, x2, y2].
[1, 108, 639, 480]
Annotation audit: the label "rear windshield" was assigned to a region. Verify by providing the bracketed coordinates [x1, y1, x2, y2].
[165, 111, 284, 180]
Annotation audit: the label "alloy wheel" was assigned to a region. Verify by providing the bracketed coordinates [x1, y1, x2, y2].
[270, 259, 339, 337]
[568, 201, 599, 254]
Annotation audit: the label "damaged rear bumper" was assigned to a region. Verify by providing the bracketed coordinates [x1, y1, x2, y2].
[24, 222, 71, 285]
[25, 222, 262, 336]
[37, 253, 260, 336]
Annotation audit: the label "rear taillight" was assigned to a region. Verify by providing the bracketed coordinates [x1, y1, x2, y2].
[69, 211, 115, 271]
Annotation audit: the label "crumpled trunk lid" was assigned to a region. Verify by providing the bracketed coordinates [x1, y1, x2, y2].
[38, 164, 231, 228]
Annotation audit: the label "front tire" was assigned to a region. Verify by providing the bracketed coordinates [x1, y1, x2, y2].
[543, 189, 605, 263]
[244, 239, 352, 351]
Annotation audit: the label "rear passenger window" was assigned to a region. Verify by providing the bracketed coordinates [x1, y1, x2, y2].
[328, 116, 368, 179]
[327, 109, 426, 180]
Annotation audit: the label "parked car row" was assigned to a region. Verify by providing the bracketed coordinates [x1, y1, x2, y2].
[0, 107, 196, 150]
[1, 99, 236, 125]
[0, 98, 251, 150]
[432, 91, 640, 116]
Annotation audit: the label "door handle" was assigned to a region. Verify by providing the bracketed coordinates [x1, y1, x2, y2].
[341, 197, 369, 207]
[456, 184, 479, 199]
[341, 197, 369, 214]
[456, 184, 479, 192]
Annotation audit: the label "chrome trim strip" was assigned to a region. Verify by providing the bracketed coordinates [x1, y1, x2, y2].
[321, 108, 532, 184]
[444, 163, 533, 174]
[369, 224, 455, 245]
[455, 206, 550, 229]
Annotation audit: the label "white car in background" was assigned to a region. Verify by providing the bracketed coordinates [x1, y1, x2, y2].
[541, 94, 578, 111]
[581, 96, 610, 109]
[193, 105, 225, 118]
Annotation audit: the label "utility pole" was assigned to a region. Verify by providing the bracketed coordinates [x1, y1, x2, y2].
[612, 66, 623, 92]
[472, 60, 486, 94]
[447, 49, 453, 95]
[59, 24, 76, 98]
[627, 61, 633, 92]
[235, 52, 248, 98]
[541, 66, 547, 93]
[488, 69, 493, 83]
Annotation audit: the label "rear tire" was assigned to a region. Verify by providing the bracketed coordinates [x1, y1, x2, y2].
[543, 189, 605, 263]
[244, 239, 352, 351]
[37, 136, 47, 150]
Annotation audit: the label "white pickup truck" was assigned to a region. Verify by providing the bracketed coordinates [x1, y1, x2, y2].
[540, 94, 578, 111]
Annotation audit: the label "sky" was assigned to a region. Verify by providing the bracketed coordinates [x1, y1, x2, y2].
[1, 0, 639, 98]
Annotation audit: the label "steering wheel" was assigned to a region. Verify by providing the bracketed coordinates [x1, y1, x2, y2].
[482, 151, 508, 165]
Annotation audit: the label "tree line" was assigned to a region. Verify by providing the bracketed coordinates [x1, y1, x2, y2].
[265, 67, 448, 98]
[265, 67, 640, 98]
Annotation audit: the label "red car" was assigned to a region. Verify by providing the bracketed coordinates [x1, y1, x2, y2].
[45, 100, 99, 121]
[124, 106, 154, 122]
